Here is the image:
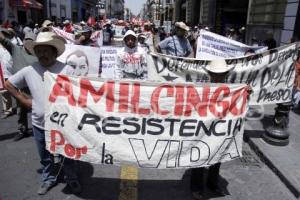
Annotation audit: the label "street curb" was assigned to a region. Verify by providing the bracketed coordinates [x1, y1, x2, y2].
[244, 134, 300, 199]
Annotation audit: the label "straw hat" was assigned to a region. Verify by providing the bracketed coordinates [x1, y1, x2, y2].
[205, 59, 233, 73]
[0, 28, 12, 36]
[42, 20, 53, 28]
[175, 22, 189, 31]
[63, 20, 70, 25]
[24, 32, 66, 57]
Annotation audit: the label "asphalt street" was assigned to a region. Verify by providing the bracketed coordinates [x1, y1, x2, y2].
[0, 103, 297, 200]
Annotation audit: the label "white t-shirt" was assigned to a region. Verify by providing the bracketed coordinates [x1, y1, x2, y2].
[8, 61, 74, 130]
[0, 44, 13, 79]
[115, 46, 148, 80]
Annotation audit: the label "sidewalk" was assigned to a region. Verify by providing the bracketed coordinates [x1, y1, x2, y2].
[244, 104, 300, 199]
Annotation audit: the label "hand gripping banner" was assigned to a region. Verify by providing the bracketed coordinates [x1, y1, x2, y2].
[147, 42, 299, 105]
[45, 72, 249, 168]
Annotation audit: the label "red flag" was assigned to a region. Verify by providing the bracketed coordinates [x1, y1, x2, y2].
[87, 17, 96, 26]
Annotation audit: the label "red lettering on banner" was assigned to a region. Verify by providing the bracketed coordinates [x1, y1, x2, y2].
[230, 87, 248, 115]
[131, 83, 150, 115]
[50, 130, 87, 159]
[174, 85, 185, 116]
[119, 82, 129, 112]
[48, 75, 249, 118]
[184, 86, 210, 117]
[151, 84, 174, 115]
[78, 79, 115, 111]
[50, 130, 65, 152]
[48, 75, 76, 106]
[209, 85, 230, 118]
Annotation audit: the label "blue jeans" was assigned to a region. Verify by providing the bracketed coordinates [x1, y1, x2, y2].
[32, 126, 78, 184]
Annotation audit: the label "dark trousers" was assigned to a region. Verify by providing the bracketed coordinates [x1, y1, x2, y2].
[190, 163, 221, 192]
[17, 88, 30, 133]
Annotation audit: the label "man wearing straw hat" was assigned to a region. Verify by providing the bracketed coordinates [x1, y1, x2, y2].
[191, 59, 234, 200]
[4, 32, 81, 195]
[156, 21, 192, 57]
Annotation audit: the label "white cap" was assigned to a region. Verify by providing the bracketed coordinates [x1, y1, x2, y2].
[123, 30, 137, 40]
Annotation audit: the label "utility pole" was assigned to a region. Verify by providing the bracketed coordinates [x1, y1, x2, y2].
[49, 0, 52, 18]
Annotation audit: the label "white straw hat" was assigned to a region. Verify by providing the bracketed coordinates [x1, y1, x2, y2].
[175, 22, 189, 31]
[24, 32, 66, 57]
[205, 59, 233, 73]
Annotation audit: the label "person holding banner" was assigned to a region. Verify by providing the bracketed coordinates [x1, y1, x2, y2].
[115, 30, 148, 80]
[191, 59, 233, 200]
[156, 22, 192, 57]
[4, 32, 81, 195]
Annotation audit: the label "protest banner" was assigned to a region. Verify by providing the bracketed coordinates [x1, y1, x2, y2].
[58, 44, 101, 77]
[148, 43, 299, 105]
[100, 46, 122, 78]
[45, 72, 248, 168]
[52, 27, 75, 44]
[114, 25, 125, 37]
[196, 29, 267, 59]
[91, 30, 103, 47]
[0, 64, 4, 91]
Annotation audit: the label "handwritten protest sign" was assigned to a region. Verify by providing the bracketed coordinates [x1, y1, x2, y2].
[58, 44, 101, 77]
[0, 64, 4, 91]
[114, 25, 125, 37]
[196, 29, 267, 59]
[148, 43, 299, 105]
[45, 72, 248, 168]
[100, 46, 122, 78]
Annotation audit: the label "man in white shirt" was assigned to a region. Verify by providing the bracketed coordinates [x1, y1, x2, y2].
[5, 32, 81, 195]
[0, 39, 14, 118]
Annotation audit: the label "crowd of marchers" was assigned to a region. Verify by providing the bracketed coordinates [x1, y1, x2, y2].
[0, 17, 299, 200]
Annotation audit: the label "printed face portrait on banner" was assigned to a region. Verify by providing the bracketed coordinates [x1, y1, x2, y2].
[66, 50, 89, 76]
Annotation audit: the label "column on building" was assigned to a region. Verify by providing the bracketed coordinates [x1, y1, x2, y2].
[280, 0, 300, 45]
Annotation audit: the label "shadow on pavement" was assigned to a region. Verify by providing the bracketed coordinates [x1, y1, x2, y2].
[63, 161, 120, 199]
[0, 131, 18, 141]
[292, 108, 300, 115]
[0, 129, 33, 142]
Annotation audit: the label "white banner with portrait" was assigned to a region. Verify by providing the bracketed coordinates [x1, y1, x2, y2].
[58, 44, 101, 77]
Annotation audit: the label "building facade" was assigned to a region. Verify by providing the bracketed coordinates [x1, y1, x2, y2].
[0, 0, 44, 25]
[105, 0, 124, 19]
[0, 0, 100, 25]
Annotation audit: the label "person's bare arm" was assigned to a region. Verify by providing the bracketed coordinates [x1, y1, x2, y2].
[4, 80, 32, 109]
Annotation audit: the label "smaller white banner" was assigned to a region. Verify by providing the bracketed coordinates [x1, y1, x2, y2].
[196, 30, 267, 59]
